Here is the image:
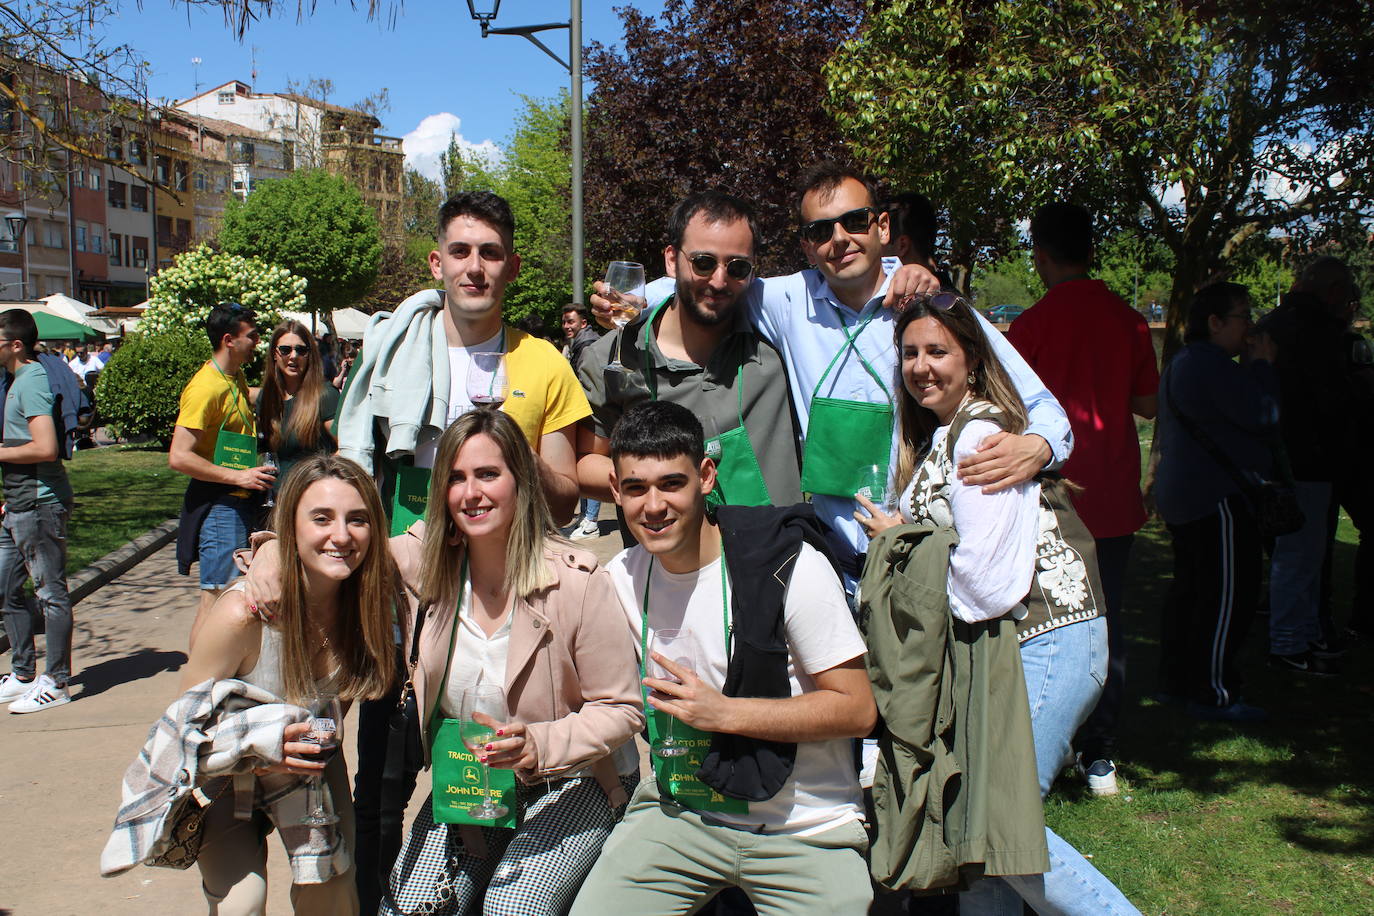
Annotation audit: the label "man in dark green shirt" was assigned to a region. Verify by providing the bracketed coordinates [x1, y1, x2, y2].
[0, 309, 75, 714]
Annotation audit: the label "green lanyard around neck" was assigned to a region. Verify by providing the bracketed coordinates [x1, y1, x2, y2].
[209, 356, 255, 433]
[637, 542, 730, 710]
[810, 299, 891, 402]
[640, 297, 747, 431]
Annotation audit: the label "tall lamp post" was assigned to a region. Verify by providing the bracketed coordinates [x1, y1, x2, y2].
[5, 211, 27, 299]
[465, 0, 584, 304]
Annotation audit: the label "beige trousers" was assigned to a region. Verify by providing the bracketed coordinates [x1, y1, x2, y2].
[196, 761, 359, 916]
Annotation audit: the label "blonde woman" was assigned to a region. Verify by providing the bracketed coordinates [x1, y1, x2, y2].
[383, 406, 642, 915]
[178, 454, 399, 914]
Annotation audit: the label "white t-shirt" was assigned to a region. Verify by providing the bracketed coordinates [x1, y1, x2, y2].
[413, 329, 502, 469]
[606, 541, 867, 835]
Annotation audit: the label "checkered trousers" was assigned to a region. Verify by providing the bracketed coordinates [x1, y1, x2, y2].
[382, 774, 639, 916]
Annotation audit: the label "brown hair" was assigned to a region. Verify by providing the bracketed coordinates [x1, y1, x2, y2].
[418, 407, 561, 610]
[267, 454, 399, 704]
[892, 300, 1027, 490]
[259, 320, 328, 454]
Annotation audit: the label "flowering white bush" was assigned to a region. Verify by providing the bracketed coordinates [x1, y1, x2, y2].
[142, 244, 307, 338]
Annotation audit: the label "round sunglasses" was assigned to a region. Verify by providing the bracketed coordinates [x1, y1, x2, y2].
[687, 252, 755, 281]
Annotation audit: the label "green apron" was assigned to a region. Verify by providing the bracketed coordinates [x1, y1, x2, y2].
[640, 550, 748, 815]
[428, 559, 518, 828]
[209, 360, 257, 471]
[639, 301, 771, 509]
[389, 330, 508, 535]
[799, 306, 894, 499]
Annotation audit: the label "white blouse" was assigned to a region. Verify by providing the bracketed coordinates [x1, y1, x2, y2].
[899, 418, 1040, 623]
[440, 577, 512, 719]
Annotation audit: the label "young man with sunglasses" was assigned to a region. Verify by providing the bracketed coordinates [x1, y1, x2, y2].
[577, 191, 804, 539]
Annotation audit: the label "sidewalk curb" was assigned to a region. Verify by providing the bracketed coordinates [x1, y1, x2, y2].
[70, 518, 180, 604]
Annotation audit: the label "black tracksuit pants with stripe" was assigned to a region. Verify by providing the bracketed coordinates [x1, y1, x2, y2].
[1159, 493, 1260, 706]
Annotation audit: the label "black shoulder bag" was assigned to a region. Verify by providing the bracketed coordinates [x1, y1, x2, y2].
[379, 601, 430, 895]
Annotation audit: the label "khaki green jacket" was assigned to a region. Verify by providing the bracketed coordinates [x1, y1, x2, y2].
[860, 523, 1049, 892]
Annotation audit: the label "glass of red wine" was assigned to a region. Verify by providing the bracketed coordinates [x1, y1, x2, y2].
[299, 694, 343, 826]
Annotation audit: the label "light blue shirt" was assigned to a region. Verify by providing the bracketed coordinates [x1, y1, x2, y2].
[644, 267, 1073, 588]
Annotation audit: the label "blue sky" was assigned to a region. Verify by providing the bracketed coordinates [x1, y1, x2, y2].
[102, 0, 649, 177]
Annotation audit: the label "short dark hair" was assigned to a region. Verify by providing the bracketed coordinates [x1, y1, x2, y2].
[1185, 281, 1249, 343]
[610, 401, 705, 466]
[666, 191, 759, 252]
[562, 304, 590, 322]
[1031, 203, 1094, 266]
[205, 302, 256, 348]
[886, 191, 937, 260]
[437, 191, 516, 249]
[0, 308, 37, 353]
[794, 161, 880, 220]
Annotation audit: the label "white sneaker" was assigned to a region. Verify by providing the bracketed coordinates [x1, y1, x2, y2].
[9, 674, 70, 714]
[0, 672, 34, 703]
[1075, 754, 1119, 797]
[570, 518, 600, 540]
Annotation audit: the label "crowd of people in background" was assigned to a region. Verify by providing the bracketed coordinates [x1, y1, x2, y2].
[0, 158, 1358, 915]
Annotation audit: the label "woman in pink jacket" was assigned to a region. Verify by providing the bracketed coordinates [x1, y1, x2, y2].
[382, 406, 643, 915]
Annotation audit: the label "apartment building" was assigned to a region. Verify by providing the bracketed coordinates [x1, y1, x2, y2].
[104, 122, 155, 307]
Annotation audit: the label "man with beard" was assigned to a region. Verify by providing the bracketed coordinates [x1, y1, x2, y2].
[576, 191, 803, 540]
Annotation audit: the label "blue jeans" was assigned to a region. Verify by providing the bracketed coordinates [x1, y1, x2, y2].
[1269, 481, 1331, 655]
[198, 498, 254, 589]
[0, 504, 73, 685]
[582, 497, 601, 523]
[960, 618, 1141, 916]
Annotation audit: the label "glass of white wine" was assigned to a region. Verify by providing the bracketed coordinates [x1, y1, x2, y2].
[604, 260, 646, 373]
[648, 628, 700, 758]
[460, 684, 510, 820]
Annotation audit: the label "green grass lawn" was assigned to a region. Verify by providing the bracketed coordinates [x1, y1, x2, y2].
[65, 443, 184, 574]
[1041, 430, 1373, 914]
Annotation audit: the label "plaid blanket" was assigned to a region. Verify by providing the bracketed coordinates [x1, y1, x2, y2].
[100, 677, 350, 884]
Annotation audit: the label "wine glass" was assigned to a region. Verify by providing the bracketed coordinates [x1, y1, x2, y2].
[467, 352, 509, 407]
[604, 260, 646, 373]
[262, 451, 279, 508]
[299, 694, 343, 826]
[460, 684, 510, 820]
[856, 464, 888, 509]
[647, 628, 700, 758]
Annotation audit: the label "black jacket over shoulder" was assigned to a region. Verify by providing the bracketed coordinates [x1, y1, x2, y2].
[697, 503, 841, 802]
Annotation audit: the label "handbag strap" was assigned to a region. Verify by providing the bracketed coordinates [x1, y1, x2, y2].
[1162, 358, 1282, 492]
[379, 598, 430, 896]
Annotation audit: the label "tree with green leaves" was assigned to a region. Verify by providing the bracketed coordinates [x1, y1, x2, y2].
[141, 244, 304, 336]
[584, 0, 865, 277]
[826, 0, 1374, 342]
[218, 168, 381, 320]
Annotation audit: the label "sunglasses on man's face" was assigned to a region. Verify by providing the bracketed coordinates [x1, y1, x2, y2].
[799, 207, 877, 244]
[687, 252, 755, 281]
[275, 344, 310, 357]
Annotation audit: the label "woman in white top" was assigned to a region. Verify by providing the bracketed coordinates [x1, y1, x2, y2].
[179, 454, 400, 915]
[382, 406, 643, 916]
[858, 295, 1138, 916]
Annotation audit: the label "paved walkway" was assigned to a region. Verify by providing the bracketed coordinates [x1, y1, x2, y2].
[0, 519, 626, 914]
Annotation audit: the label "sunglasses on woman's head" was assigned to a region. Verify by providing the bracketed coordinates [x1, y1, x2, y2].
[275, 344, 310, 357]
[799, 207, 877, 244]
[687, 253, 755, 281]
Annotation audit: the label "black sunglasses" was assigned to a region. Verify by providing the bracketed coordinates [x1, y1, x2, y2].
[275, 344, 310, 357]
[687, 253, 754, 281]
[895, 291, 969, 315]
[799, 207, 877, 244]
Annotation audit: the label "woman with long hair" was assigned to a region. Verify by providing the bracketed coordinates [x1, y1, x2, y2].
[177, 454, 399, 914]
[256, 321, 340, 490]
[858, 296, 1138, 915]
[382, 406, 642, 915]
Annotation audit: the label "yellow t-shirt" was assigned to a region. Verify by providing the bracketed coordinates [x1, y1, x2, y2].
[175, 361, 256, 462]
[501, 327, 591, 446]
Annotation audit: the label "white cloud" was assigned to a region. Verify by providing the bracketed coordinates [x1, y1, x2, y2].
[402, 113, 502, 181]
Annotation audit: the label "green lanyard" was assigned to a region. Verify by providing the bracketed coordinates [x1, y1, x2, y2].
[209, 357, 256, 434]
[810, 300, 891, 402]
[637, 543, 730, 709]
[639, 297, 748, 438]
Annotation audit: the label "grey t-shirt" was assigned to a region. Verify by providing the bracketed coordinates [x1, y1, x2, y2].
[2, 361, 74, 511]
[576, 298, 804, 512]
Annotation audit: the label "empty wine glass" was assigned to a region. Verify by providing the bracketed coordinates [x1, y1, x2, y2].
[604, 260, 646, 373]
[460, 684, 510, 820]
[467, 352, 509, 407]
[648, 628, 700, 758]
[299, 694, 343, 826]
[855, 464, 888, 509]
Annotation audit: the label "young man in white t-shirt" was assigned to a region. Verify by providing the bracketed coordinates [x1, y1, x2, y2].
[570, 401, 876, 915]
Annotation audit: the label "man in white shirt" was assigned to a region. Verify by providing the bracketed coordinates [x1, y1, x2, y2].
[67, 343, 102, 383]
[570, 401, 877, 916]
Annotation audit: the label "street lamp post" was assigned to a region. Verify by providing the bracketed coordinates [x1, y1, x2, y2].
[5, 211, 27, 299]
[466, 0, 584, 304]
